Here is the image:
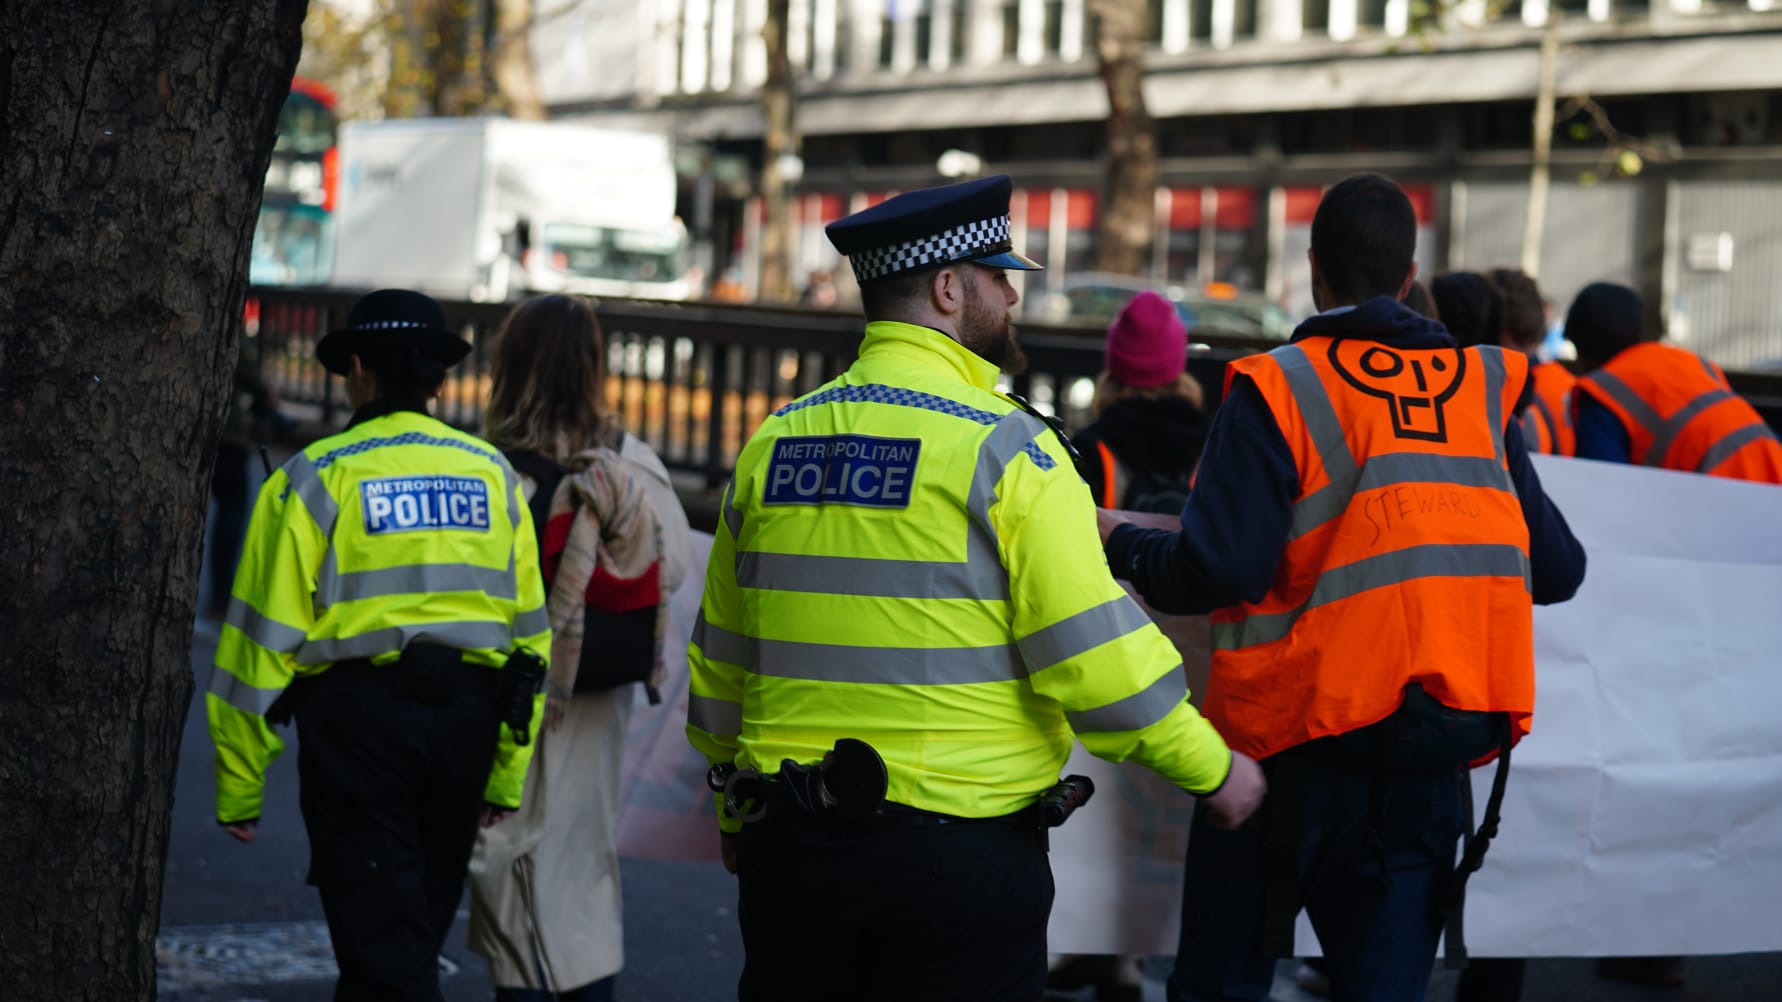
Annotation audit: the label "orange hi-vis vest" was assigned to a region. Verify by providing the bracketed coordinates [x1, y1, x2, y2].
[1575, 342, 1782, 484]
[1518, 360, 1576, 457]
[1210, 338, 1536, 761]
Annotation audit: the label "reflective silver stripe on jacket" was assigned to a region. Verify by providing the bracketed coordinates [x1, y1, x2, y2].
[1698, 422, 1780, 474]
[1213, 542, 1532, 651]
[320, 561, 521, 606]
[691, 611, 1024, 685]
[963, 409, 1051, 597]
[1521, 390, 1563, 452]
[721, 476, 743, 541]
[223, 597, 309, 653]
[207, 668, 287, 717]
[1646, 389, 1736, 469]
[1585, 369, 1770, 470]
[1018, 596, 1154, 674]
[512, 603, 550, 639]
[688, 693, 743, 736]
[297, 620, 520, 664]
[282, 451, 339, 536]
[1065, 668, 1188, 735]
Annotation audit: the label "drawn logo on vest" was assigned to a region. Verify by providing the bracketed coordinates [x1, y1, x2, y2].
[1330, 344, 1465, 443]
[360, 475, 491, 534]
[762, 435, 921, 508]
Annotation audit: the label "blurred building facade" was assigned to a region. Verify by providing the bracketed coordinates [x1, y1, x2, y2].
[533, 0, 1782, 366]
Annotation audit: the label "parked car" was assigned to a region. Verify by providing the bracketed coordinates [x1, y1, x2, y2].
[1031, 272, 1291, 340]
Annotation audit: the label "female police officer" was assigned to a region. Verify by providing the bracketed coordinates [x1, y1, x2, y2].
[207, 289, 550, 1001]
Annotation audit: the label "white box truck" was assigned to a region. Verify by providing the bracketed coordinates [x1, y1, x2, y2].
[332, 118, 691, 302]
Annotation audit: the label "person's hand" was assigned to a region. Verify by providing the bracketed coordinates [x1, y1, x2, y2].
[720, 831, 739, 874]
[1096, 507, 1130, 545]
[543, 689, 571, 732]
[480, 806, 515, 829]
[1200, 751, 1267, 830]
[223, 821, 258, 844]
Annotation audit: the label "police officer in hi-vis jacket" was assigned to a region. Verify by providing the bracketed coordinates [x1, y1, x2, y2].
[208, 289, 549, 1001]
[687, 176, 1266, 1002]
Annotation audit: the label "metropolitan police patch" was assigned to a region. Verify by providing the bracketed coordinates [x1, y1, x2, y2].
[763, 435, 920, 508]
[360, 475, 492, 534]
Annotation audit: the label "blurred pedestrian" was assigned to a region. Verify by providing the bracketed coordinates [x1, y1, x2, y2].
[1569, 282, 1782, 482]
[687, 175, 1265, 1002]
[1429, 271, 1503, 350]
[208, 288, 550, 1001]
[799, 268, 839, 308]
[1492, 269, 1575, 457]
[1401, 279, 1439, 323]
[1074, 290, 1208, 515]
[468, 294, 693, 1002]
[206, 347, 287, 619]
[1101, 174, 1586, 1002]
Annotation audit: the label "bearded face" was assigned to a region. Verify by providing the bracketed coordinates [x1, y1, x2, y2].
[957, 267, 1027, 376]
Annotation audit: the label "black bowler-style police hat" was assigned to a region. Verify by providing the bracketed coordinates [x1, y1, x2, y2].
[825, 174, 1043, 284]
[316, 288, 473, 376]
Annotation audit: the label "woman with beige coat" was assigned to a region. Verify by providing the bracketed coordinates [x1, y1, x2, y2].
[468, 294, 691, 1002]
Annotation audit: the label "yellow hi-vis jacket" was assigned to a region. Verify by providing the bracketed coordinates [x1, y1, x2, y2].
[687, 321, 1232, 832]
[208, 408, 550, 824]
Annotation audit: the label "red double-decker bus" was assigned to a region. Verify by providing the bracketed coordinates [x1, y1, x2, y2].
[251, 77, 339, 287]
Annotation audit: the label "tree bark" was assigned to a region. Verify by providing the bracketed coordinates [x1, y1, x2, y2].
[1091, 0, 1158, 278]
[492, 0, 547, 120]
[759, 0, 799, 304]
[1521, 12, 1560, 278]
[0, 3, 305, 999]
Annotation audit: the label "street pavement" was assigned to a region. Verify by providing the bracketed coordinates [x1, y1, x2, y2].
[160, 500, 1779, 1001]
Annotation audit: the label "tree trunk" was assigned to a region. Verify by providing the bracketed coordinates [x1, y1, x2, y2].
[1521, 13, 1560, 278]
[759, 0, 799, 304]
[0, 3, 305, 999]
[492, 0, 547, 120]
[1091, 0, 1159, 278]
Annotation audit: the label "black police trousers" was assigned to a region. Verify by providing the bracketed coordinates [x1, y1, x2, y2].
[735, 807, 1054, 1002]
[294, 654, 502, 1002]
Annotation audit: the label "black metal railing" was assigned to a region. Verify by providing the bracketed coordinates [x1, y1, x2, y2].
[245, 289, 1782, 488]
[244, 289, 1273, 487]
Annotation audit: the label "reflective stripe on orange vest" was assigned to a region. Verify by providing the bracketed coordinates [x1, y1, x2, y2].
[1517, 360, 1576, 456]
[1208, 338, 1536, 761]
[1576, 342, 1782, 484]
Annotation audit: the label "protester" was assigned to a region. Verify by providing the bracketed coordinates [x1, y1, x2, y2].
[1429, 271, 1504, 350]
[1401, 279, 1439, 323]
[1101, 173, 1586, 1002]
[1569, 282, 1782, 483]
[207, 289, 549, 1000]
[686, 175, 1265, 1002]
[467, 295, 693, 1002]
[1492, 268, 1575, 456]
[1073, 290, 1208, 516]
[205, 348, 288, 619]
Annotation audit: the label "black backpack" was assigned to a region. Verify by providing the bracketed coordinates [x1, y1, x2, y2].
[505, 445, 663, 705]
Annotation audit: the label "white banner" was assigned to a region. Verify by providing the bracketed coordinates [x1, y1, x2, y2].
[621, 456, 1782, 957]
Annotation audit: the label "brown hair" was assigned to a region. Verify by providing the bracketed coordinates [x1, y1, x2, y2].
[484, 294, 612, 462]
[1092, 370, 1204, 417]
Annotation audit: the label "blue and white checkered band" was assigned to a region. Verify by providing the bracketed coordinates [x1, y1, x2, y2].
[849, 215, 1013, 282]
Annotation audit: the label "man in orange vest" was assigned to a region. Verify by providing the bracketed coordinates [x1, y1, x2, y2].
[1568, 282, 1782, 483]
[1100, 173, 1587, 1001]
[1493, 268, 1576, 457]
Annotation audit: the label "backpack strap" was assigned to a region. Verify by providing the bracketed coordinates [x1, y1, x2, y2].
[503, 449, 568, 565]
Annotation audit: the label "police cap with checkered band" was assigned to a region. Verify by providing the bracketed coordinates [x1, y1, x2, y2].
[316, 288, 473, 376]
[825, 175, 1043, 285]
